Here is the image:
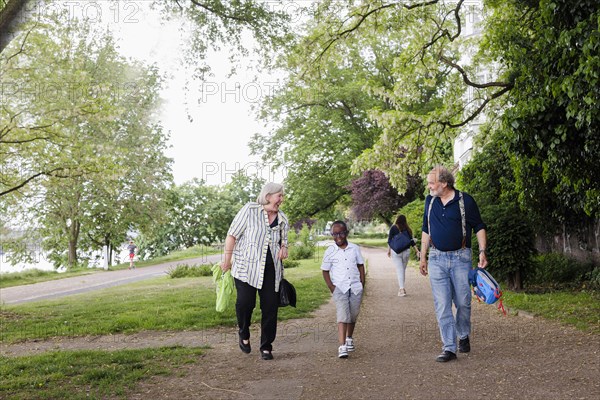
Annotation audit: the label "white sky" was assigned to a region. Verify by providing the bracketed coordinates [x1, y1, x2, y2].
[58, 0, 287, 186]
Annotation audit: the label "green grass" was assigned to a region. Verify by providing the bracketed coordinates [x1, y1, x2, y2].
[503, 290, 600, 333]
[0, 346, 204, 399]
[348, 238, 388, 248]
[0, 268, 96, 289]
[0, 258, 330, 343]
[0, 245, 221, 289]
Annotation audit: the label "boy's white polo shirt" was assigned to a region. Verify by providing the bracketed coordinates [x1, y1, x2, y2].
[321, 242, 364, 295]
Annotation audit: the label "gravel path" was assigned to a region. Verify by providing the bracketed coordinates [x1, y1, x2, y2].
[1, 247, 598, 399]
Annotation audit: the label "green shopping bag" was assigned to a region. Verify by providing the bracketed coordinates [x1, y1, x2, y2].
[211, 263, 234, 312]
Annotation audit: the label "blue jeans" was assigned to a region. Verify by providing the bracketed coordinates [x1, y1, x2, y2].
[428, 248, 472, 353]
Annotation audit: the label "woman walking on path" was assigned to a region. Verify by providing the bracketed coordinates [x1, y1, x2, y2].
[387, 215, 420, 296]
[221, 182, 289, 360]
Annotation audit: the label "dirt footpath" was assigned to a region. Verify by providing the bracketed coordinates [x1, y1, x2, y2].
[2, 247, 599, 399]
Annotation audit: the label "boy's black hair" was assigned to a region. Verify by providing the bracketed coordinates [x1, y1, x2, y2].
[330, 220, 348, 231]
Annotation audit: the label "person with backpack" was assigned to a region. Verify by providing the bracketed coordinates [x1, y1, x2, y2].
[387, 214, 421, 297]
[419, 165, 488, 363]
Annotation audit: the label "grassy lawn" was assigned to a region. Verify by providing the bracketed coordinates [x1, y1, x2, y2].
[0, 346, 204, 399]
[349, 238, 388, 248]
[502, 290, 600, 334]
[0, 258, 329, 343]
[0, 257, 330, 398]
[0, 245, 221, 289]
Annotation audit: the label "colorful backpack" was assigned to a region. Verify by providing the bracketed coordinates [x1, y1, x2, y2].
[468, 267, 506, 315]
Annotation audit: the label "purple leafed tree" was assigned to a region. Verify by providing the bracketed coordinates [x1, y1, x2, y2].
[349, 170, 422, 225]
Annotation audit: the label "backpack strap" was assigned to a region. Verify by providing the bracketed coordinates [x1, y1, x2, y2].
[458, 191, 466, 249]
[427, 191, 467, 249]
[427, 196, 435, 248]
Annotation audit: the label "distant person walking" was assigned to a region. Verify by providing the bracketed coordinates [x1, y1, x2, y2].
[221, 182, 289, 360]
[127, 240, 137, 270]
[419, 165, 488, 363]
[387, 214, 420, 297]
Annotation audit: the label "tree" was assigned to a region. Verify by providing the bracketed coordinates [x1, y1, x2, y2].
[349, 170, 424, 225]
[481, 0, 600, 224]
[138, 173, 265, 258]
[252, 2, 407, 221]
[2, 17, 172, 268]
[1, 1, 292, 197]
[158, 0, 292, 79]
[278, 0, 511, 192]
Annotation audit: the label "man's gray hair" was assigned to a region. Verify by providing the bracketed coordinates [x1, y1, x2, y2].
[430, 165, 455, 188]
[256, 182, 285, 205]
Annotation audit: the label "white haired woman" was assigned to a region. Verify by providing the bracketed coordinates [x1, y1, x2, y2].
[221, 182, 289, 360]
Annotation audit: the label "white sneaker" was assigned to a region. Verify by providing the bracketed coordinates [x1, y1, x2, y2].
[398, 288, 406, 297]
[345, 337, 355, 352]
[338, 345, 348, 358]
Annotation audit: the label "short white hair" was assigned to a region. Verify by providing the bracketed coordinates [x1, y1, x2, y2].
[257, 182, 284, 205]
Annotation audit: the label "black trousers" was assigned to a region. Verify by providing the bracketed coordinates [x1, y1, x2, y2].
[234, 249, 279, 352]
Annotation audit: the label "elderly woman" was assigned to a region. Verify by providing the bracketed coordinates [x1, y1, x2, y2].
[221, 182, 289, 360]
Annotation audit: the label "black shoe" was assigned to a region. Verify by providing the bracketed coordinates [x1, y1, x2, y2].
[459, 336, 470, 353]
[239, 338, 251, 354]
[261, 350, 273, 360]
[436, 351, 457, 362]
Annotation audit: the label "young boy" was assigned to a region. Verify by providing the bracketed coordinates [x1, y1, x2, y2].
[321, 220, 366, 358]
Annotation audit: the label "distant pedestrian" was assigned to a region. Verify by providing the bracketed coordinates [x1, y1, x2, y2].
[321, 220, 365, 359]
[221, 182, 289, 360]
[419, 165, 488, 363]
[127, 240, 137, 269]
[387, 214, 421, 297]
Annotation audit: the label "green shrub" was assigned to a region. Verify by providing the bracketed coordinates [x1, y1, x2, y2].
[585, 266, 600, 289]
[289, 245, 314, 260]
[288, 224, 315, 260]
[283, 260, 300, 269]
[167, 263, 212, 278]
[530, 253, 595, 287]
[476, 203, 536, 290]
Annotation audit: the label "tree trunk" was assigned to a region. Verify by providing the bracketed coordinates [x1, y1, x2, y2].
[104, 236, 112, 267]
[508, 270, 523, 291]
[67, 220, 80, 267]
[0, 0, 28, 52]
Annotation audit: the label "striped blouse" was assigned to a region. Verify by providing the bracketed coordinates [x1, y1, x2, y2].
[227, 202, 289, 290]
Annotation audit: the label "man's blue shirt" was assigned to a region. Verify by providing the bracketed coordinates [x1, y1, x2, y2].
[421, 190, 486, 251]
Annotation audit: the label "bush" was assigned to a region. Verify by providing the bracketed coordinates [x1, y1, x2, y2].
[283, 260, 300, 269]
[585, 266, 600, 289]
[478, 203, 536, 290]
[288, 224, 315, 260]
[529, 253, 595, 287]
[289, 245, 314, 260]
[167, 263, 212, 278]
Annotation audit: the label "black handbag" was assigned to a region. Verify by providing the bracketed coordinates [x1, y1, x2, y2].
[278, 278, 297, 307]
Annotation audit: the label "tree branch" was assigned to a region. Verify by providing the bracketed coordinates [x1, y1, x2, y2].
[439, 54, 512, 89]
[189, 0, 254, 23]
[314, 1, 440, 65]
[445, 85, 512, 129]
